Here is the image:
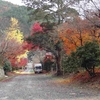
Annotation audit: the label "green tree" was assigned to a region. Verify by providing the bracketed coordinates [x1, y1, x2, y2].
[0, 0, 15, 15]
[62, 52, 80, 74]
[76, 41, 100, 76]
[22, 0, 79, 24]
[3, 59, 12, 75]
[0, 0, 30, 35]
[2, 6, 30, 26]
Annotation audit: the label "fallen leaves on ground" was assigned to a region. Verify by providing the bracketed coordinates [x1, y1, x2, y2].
[52, 68, 100, 90]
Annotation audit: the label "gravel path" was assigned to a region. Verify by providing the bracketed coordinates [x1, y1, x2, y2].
[0, 74, 100, 100]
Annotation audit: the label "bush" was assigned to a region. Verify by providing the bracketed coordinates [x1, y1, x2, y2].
[62, 53, 80, 74]
[3, 60, 12, 75]
[75, 41, 100, 76]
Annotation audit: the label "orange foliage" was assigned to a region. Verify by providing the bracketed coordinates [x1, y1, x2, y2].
[59, 28, 93, 54]
[58, 19, 95, 54]
[1, 39, 26, 67]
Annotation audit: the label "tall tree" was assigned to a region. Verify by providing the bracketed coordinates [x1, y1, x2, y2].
[22, 0, 79, 24]
[59, 18, 93, 54]
[6, 17, 24, 43]
[24, 22, 63, 75]
[4, 17, 26, 67]
[22, 0, 81, 75]
[0, 33, 25, 69]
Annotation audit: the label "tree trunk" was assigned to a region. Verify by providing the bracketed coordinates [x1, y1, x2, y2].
[56, 50, 62, 76]
[85, 66, 95, 77]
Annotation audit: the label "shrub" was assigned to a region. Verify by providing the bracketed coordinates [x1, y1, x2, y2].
[62, 53, 80, 74]
[75, 41, 100, 76]
[3, 60, 12, 75]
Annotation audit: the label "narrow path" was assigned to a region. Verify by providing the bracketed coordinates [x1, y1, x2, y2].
[0, 74, 100, 100]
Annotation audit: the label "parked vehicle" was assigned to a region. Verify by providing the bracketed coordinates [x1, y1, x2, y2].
[34, 63, 42, 73]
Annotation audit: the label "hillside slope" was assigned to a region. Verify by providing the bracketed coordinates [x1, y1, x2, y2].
[0, 0, 30, 35]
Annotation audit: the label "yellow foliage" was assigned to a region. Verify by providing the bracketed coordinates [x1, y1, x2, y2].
[59, 27, 93, 54]
[17, 50, 28, 62]
[5, 17, 27, 61]
[6, 17, 24, 44]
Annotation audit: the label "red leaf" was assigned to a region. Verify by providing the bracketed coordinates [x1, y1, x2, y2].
[32, 22, 43, 33]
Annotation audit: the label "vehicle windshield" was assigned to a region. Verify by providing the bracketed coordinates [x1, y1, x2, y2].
[35, 66, 42, 69]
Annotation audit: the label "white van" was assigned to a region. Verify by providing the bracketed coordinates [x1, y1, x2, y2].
[34, 63, 42, 73]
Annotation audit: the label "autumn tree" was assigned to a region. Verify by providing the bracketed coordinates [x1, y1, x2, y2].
[6, 17, 24, 43]
[59, 18, 93, 54]
[0, 34, 17, 72]
[24, 22, 63, 75]
[22, 0, 80, 75]
[18, 58, 28, 69]
[2, 17, 27, 69]
[43, 52, 55, 72]
[0, 17, 28, 75]
[58, 16, 100, 74]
